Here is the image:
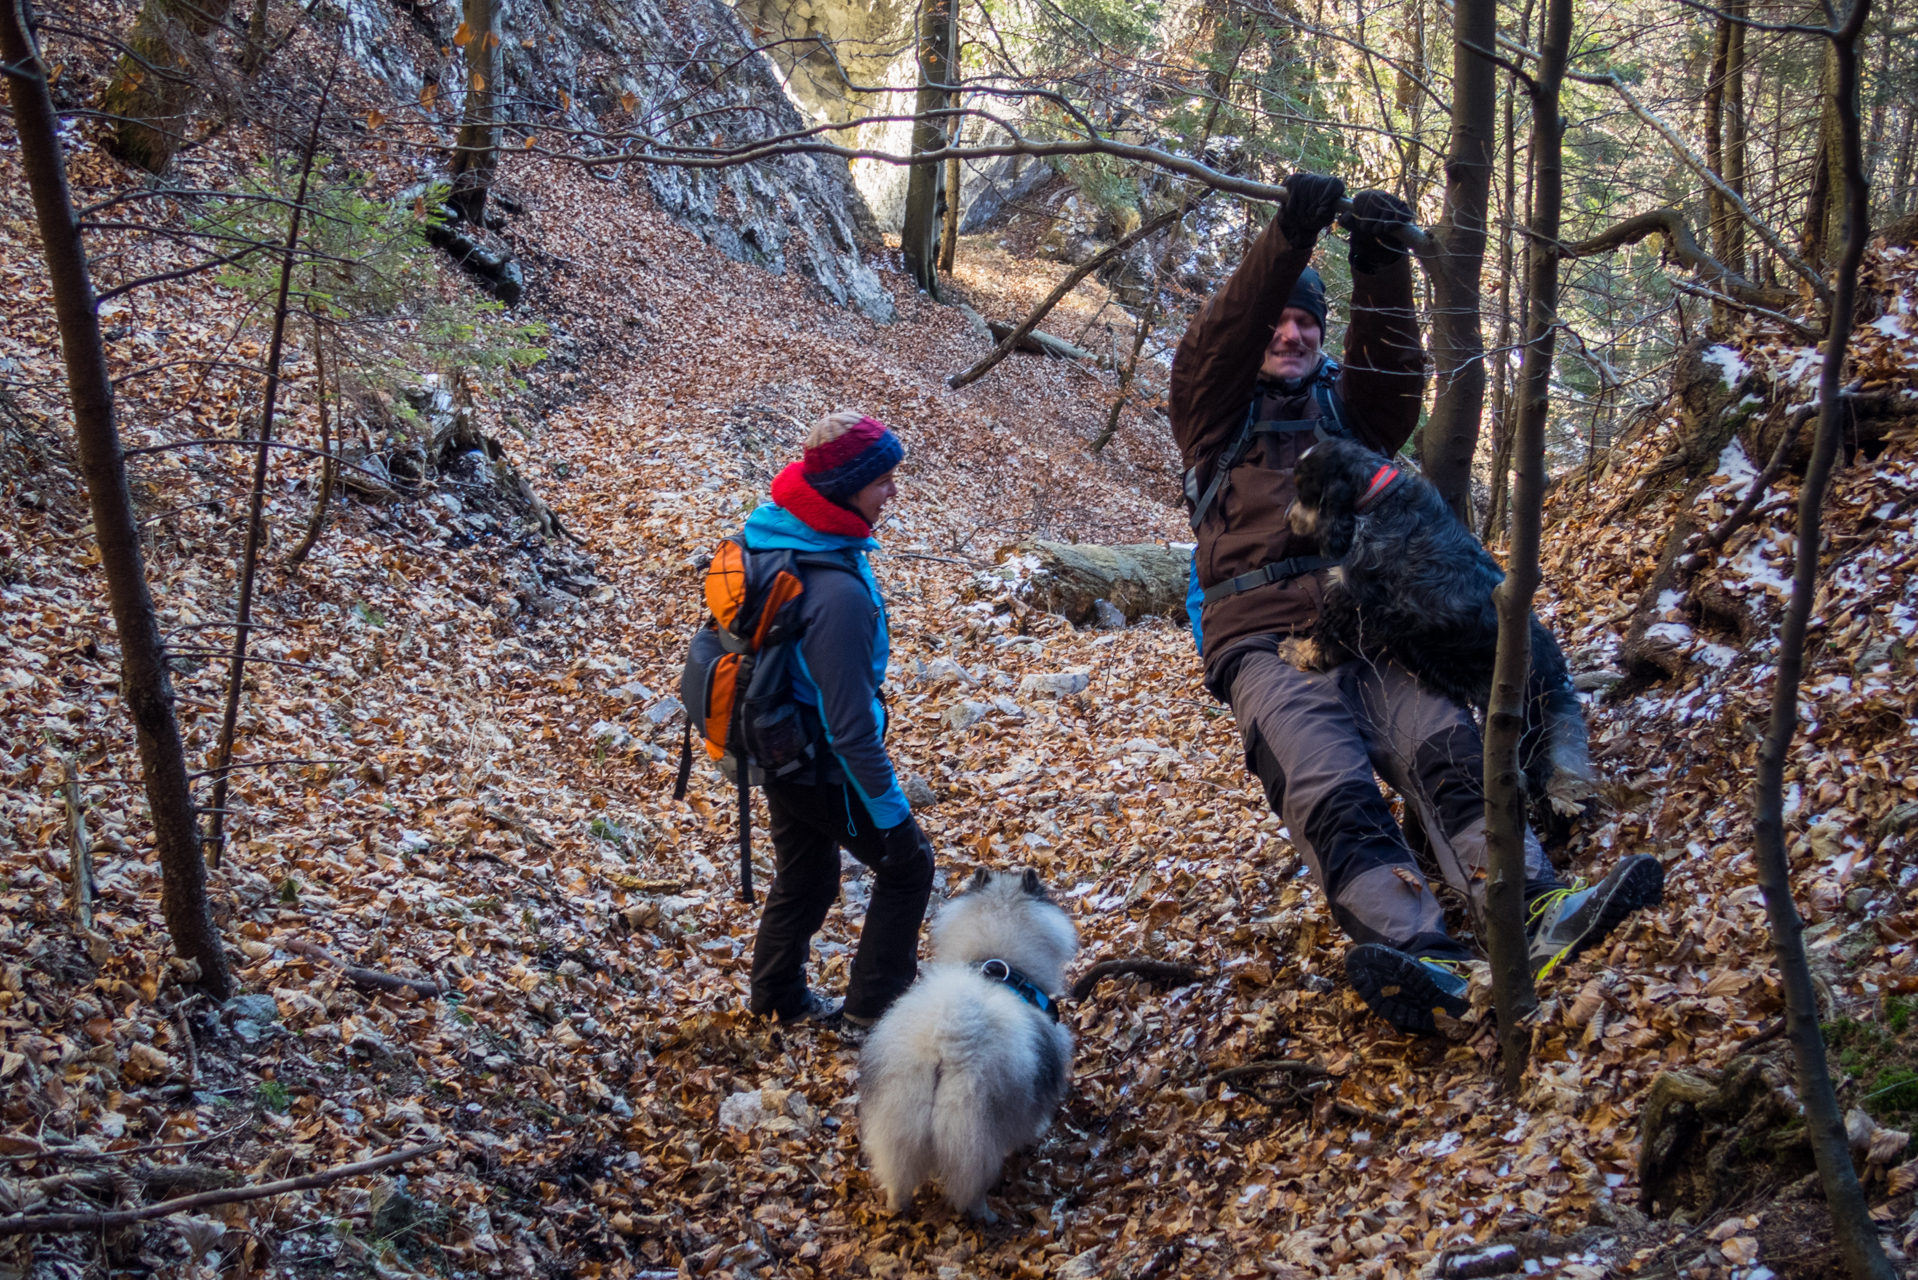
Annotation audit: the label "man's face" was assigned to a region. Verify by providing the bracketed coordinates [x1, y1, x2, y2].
[850, 469, 898, 526]
[1260, 306, 1324, 380]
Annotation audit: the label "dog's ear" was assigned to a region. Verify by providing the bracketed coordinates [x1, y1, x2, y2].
[1318, 509, 1359, 560]
[965, 867, 992, 894]
[1020, 868, 1050, 900]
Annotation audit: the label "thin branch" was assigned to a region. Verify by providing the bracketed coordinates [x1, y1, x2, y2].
[1068, 957, 1204, 1001]
[949, 200, 1198, 390]
[283, 939, 445, 999]
[1560, 208, 1799, 308]
[0, 1144, 444, 1236]
[1571, 71, 1829, 302]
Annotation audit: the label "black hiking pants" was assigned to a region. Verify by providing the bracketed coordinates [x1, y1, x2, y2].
[748, 779, 933, 1023]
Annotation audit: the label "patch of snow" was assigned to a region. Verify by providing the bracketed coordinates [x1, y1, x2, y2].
[1646, 621, 1694, 645]
[1695, 643, 1738, 669]
[1709, 438, 1760, 492]
[1779, 347, 1822, 385]
[1729, 540, 1794, 594]
[1702, 344, 1750, 387]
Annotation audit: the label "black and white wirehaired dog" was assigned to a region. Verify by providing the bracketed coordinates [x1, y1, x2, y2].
[1287, 436, 1596, 815]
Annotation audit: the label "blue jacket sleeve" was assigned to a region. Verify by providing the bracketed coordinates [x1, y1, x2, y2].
[795, 571, 912, 827]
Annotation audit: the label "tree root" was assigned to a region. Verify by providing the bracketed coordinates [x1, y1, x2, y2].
[0, 1143, 444, 1236]
[284, 939, 444, 999]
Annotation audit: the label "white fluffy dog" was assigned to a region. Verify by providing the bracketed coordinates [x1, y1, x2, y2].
[857, 868, 1078, 1220]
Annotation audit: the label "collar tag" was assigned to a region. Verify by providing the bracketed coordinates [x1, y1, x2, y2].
[1355, 465, 1401, 512]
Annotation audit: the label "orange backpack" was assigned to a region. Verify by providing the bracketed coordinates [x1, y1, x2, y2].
[674, 537, 857, 903]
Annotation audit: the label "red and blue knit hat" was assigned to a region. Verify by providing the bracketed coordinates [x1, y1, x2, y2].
[803, 413, 905, 502]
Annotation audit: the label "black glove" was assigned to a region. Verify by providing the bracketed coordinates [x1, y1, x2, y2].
[878, 816, 933, 874]
[1278, 172, 1347, 247]
[1346, 189, 1414, 274]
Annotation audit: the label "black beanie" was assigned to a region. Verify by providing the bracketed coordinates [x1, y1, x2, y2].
[1286, 266, 1327, 332]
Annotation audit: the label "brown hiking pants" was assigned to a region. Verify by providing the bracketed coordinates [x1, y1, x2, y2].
[1229, 646, 1562, 960]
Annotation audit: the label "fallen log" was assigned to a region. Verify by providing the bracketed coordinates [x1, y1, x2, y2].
[1203, 1059, 1329, 1088]
[983, 320, 1095, 361]
[999, 540, 1189, 628]
[0, 1143, 444, 1236]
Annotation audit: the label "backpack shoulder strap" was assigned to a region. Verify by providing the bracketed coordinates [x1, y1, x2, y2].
[793, 549, 862, 576]
[1311, 358, 1353, 442]
[1185, 398, 1262, 532]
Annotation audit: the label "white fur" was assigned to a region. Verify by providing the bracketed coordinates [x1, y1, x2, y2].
[857, 870, 1078, 1219]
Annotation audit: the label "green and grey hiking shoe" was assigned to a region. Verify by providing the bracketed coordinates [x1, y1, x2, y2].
[1345, 944, 1470, 1035]
[1527, 854, 1665, 979]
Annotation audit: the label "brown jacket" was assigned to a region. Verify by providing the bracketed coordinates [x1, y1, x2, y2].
[1169, 217, 1426, 689]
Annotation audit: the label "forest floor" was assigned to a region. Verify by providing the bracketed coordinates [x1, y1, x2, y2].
[7, 54, 1918, 1280]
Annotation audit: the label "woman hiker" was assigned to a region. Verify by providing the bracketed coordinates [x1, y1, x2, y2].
[742, 409, 935, 1032]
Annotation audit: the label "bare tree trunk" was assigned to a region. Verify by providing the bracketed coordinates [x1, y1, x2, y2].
[447, 0, 500, 225]
[1486, 0, 1572, 1095]
[1892, 106, 1917, 216]
[99, 0, 232, 172]
[1419, 0, 1499, 524]
[1754, 6, 1896, 1277]
[1865, 7, 1892, 189]
[2, 0, 231, 999]
[901, 0, 957, 297]
[284, 304, 334, 570]
[1725, 0, 1748, 277]
[1803, 45, 1847, 272]
[938, 85, 962, 275]
[1706, 11, 1734, 332]
[205, 72, 331, 867]
[1482, 63, 1522, 544]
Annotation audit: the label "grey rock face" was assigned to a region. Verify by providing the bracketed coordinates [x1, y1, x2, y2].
[334, 0, 894, 322]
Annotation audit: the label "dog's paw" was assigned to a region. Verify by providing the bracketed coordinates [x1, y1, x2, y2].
[1277, 637, 1328, 671]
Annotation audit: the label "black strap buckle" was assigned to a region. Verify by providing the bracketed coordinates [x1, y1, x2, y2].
[1199, 555, 1332, 605]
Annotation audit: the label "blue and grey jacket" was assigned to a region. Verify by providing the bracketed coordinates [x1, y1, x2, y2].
[739, 503, 911, 828]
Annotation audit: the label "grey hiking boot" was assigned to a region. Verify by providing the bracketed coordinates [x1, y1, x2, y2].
[1527, 854, 1665, 979]
[1344, 944, 1470, 1035]
[777, 991, 844, 1029]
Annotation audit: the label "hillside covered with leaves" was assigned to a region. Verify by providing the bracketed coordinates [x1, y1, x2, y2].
[5, 0, 1918, 1274]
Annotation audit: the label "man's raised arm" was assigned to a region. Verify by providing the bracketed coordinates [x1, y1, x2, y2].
[1338, 191, 1427, 454]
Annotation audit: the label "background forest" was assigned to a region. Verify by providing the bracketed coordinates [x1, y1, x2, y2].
[3, 0, 1918, 1273]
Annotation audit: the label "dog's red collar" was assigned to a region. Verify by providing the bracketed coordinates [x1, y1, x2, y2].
[1355, 464, 1400, 512]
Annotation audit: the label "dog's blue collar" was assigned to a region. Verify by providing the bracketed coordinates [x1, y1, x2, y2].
[977, 959, 1061, 1023]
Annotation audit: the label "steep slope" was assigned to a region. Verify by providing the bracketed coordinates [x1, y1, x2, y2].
[7, 29, 1918, 1276]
